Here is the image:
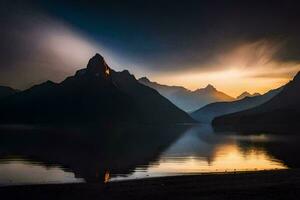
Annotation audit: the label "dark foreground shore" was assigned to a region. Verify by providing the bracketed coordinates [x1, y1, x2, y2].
[1, 170, 300, 200]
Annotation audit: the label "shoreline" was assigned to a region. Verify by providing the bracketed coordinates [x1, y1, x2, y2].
[1, 169, 300, 199]
[109, 168, 288, 182]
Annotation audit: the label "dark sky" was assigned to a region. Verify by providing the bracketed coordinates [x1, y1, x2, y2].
[36, 0, 300, 65]
[1, 0, 300, 95]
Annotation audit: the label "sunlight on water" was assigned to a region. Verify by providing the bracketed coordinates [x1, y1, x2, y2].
[0, 125, 294, 184]
[111, 126, 288, 181]
[145, 144, 285, 173]
[111, 144, 286, 181]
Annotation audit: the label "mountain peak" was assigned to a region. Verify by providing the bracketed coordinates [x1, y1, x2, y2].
[237, 91, 261, 100]
[86, 53, 110, 77]
[204, 84, 216, 91]
[139, 77, 150, 83]
[193, 84, 218, 94]
[237, 91, 250, 99]
[241, 91, 251, 95]
[0, 53, 193, 124]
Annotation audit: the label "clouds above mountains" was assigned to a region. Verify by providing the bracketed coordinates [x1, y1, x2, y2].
[0, 0, 300, 95]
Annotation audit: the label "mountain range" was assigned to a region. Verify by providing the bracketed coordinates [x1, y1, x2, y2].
[236, 91, 261, 100]
[213, 71, 300, 130]
[0, 54, 193, 125]
[191, 86, 283, 123]
[138, 77, 234, 112]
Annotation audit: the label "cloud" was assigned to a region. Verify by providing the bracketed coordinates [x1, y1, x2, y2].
[151, 39, 300, 96]
[178, 39, 300, 78]
[1, 0, 300, 95]
[0, 8, 126, 89]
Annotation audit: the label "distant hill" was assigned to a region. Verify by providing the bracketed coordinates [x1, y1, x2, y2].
[191, 86, 282, 123]
[236, 91, 261, 100]
[0, 54, 193, 125]
[213, 71, 300, 130]
[139, 77, 234, 112]
[0, 86, 18, 99]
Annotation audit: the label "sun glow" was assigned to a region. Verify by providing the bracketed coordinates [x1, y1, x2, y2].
[151, 40, 300, 96]
[153, 69, 292, 97]
[134, 143, 287, 175]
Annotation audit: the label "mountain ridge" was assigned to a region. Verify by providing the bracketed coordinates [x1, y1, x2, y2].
[138, 77, 234, 112]
[0, 54, 194, 125]
[212, 71, 300, 130]
[236, 91, 261, 100]
[0, 86, 19, 99]
[191, 86, 283, 123]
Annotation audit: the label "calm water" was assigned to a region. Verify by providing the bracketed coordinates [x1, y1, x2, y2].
[0, 125, 298, 185]
[111, 126, 288, 181]
[0, 158, 84, 186]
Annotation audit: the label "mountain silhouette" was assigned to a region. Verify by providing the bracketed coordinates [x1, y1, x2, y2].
[236, 91, 261, 100]
[0, 124, 187, 182]
[0, 86, 18, 99]
[191, 86, 282, 123]
[139, 77, 234, 112]
[213, 71, 300, 130]
[0, 54, 193, 125]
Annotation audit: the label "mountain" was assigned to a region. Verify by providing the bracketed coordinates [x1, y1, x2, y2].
[0, 54, 193, 125]
[191, 86, 283, 123]
[236, 91, 261, 100]
[0, 124, 187, 182]
[0, 86, 18, 99]
[138, 77, 234, 112]
[213, 71, 300, 130]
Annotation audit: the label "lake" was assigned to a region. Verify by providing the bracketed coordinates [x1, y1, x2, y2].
[0, 124, 299, 185]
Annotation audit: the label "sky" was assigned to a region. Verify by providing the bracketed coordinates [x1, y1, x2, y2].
[1, 0, 300, 97]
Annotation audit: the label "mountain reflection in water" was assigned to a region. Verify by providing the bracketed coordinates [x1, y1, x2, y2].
[111, 125, 290, 180]
[0, 124, 299, 185]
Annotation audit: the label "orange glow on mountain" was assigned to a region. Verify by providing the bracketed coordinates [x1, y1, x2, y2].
[105, 67, 110, 76]
[104, 170, 110, 184]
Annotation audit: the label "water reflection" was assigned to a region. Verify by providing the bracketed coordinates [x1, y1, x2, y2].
[0, 124, 186, 185]
[104, 170, 110, 183]
[0, 124, 299, 185]
[0, 158, 83, 186]
[111, 125, 288, 180]
[142, 144, 285, 174]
